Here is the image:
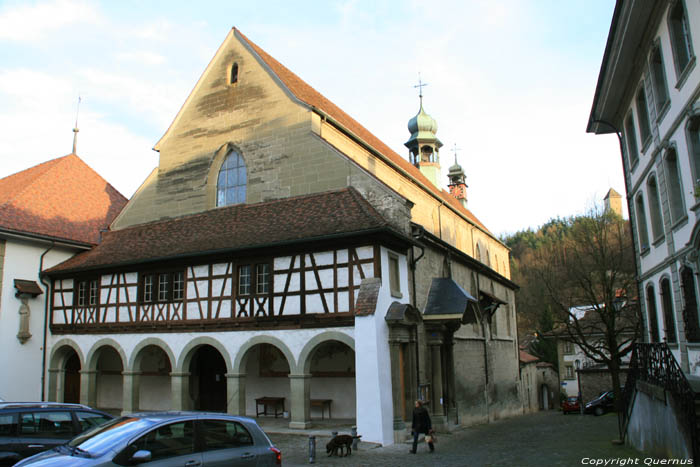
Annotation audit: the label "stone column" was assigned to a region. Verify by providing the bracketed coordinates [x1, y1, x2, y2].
[121, 371, 141, 415]
[48, 368, 61, 402]
[430, 344, 446, 427]
[444, 340, 457, 424]
[388, 339, 406, 437]
[288, 374, 311, 429]
[170, 372, 191, 411]
[79, 370, 97, 407]
[226, 373, 246, 416]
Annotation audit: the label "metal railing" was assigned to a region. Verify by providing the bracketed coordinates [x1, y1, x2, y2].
[621, 343, 698, 460]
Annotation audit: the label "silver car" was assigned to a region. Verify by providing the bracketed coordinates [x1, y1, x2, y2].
[15, 412, 282, 466]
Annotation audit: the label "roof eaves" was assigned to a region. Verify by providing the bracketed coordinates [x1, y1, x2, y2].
[587, 0, 624, 134]
[44, 226, 405, 277]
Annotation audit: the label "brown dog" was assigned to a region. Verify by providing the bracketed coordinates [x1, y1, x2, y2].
[326, 434, 361, 457]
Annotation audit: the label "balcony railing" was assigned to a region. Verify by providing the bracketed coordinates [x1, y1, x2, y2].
[621, 343, 697, 459]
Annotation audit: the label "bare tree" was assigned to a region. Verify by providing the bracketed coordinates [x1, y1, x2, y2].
[531, 207, 641, 415]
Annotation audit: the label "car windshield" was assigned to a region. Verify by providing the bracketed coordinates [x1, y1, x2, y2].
[68, 417, 153, 457]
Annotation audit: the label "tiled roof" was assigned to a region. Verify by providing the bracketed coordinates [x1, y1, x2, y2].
[519, 350, 539, 364]
[0, 154, 127, 245]
[355, 278, 381, 316]
[236, 29, 491, 234]
[46, 188, 393, 275]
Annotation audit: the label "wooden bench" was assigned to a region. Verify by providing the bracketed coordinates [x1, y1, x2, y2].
[255, 397, 285, 418]
[310, 399, 332, 420]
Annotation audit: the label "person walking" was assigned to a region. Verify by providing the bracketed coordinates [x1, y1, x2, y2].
[410, 400, 434, 454]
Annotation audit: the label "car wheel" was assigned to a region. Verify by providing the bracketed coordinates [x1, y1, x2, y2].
[594, 406, 604, 416]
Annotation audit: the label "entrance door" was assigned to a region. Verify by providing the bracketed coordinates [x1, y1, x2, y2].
[64, 354, 80, 404]
[194, 346, 226, 412]
[541, 385, 549, 410]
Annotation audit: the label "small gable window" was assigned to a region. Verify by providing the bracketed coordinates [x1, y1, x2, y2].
[217, 150, 247, 206]
[230, 62, 239, 85]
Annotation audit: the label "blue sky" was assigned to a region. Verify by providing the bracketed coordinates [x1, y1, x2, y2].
[0, 0, 622, 235]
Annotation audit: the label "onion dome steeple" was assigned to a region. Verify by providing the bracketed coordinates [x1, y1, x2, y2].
[447, 144, 468, 208]
[404, 77, 442, 188]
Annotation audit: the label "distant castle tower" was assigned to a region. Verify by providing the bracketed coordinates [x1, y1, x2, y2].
[604, 188, 622, 216]
[405, 80, 442, 187]
[447, 147, 468, 208]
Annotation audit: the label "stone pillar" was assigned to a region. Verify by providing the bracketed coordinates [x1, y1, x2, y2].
[288, 374, 311, 429]
[388, 340, 406, 435]
[170, 372, 191, 411]
[79, 370, 97, 407]
[122, 371, 141, 414]
[430, 344, 446, 427]
[226, 373, 246, 416]
[444, 340, 457, 424]
[48, 368, 61, 402]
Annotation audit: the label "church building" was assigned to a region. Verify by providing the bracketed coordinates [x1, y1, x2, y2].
[44, 28, 521, 445]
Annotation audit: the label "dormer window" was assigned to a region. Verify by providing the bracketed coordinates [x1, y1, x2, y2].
[230, 62, 239, 85]
[217, 150, 246, 206]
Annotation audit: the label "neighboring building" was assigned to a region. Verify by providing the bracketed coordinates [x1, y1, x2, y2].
[0, 154, 127, 401]
[519, 349, 559, 412]
[42, 28, 521, 445]
[588, 0, 700, 457]
[548, 302, 634, 402]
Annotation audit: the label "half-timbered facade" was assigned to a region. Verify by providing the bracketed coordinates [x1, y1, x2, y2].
[44, 28, 521, 445]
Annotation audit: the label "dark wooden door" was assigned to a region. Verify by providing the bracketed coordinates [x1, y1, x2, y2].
[64, 354, 80, 403]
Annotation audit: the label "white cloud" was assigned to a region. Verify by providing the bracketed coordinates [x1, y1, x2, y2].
[0, 0, 100, 42]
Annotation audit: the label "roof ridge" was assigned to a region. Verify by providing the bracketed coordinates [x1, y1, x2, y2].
[234, 29, 493, 237]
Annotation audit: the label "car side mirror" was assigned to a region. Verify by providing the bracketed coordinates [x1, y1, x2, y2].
[130, 450, 152, 463]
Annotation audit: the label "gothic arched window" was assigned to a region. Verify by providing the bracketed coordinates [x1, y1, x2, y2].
[217, 150, 246, 207]
[230, 62, 239, 85]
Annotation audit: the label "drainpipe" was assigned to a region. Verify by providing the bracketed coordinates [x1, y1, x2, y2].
[39, 242, 55, 401]
[410, 227, 426, 394]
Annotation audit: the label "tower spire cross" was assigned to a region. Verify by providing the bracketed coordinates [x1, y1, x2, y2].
[413, 74, 428, 105]
[451, 143, 462, 164]
[72, 96, 81, 155]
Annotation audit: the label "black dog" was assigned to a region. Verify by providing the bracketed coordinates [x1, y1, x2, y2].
[326, 434, 361, 457]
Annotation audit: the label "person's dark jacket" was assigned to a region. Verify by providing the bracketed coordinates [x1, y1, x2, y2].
[411, 405, 432, 434]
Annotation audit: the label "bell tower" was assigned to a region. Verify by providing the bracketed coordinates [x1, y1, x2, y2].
[447, 145, 468, 208]
[405, 78, 443, 187]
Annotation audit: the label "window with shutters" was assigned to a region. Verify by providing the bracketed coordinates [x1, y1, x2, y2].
[668, 0, 695, 82]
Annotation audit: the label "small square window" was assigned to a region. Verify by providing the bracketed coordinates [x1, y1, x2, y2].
[158, 273, 170, 302]
[173, 272, 185, 301]
[256, 264, 269, 294]
[77, 282, 87, 307]
[388, 253, 401, 298]
[143, 275, 153, 303]
[239, 265, 251, 295]
[88, 280, 98, 306]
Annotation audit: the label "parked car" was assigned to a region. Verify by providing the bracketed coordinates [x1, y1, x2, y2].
[0, 402, 113, 466]
[584, 391, 615, 416]
[561, 396, 580, 414]
[16, 412, 282, 466]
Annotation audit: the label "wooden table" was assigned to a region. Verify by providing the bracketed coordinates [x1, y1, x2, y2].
[255, 397, 285, 418]
[310, 399, 332, 420]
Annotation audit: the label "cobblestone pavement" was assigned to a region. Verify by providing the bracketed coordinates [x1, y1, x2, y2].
[268, 411, 650, 467]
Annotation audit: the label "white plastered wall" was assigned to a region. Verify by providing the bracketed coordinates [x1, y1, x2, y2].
[0, 239, 78, 401]
[354, 246, 410, 446]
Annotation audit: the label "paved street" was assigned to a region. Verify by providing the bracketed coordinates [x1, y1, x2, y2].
[268, 411, 648, 466]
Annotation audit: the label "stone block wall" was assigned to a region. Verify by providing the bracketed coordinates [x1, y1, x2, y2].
[579, 368, 628, 402]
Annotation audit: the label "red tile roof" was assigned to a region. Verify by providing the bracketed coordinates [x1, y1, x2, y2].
[0, 154, 127, 245]
[235, 29, 491, 234]
[519, 350, 539, 364]
[46, 187, 395, 275]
